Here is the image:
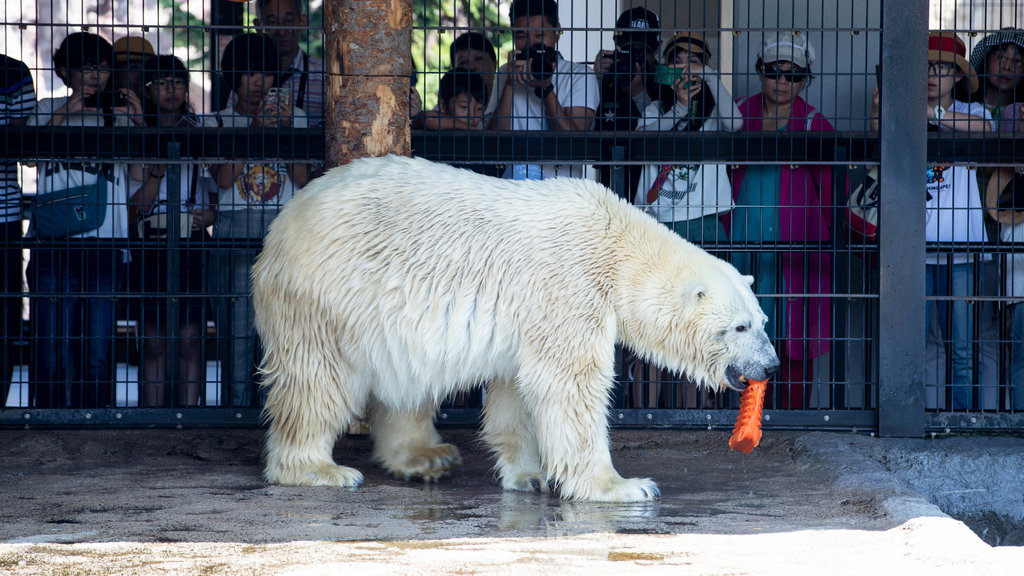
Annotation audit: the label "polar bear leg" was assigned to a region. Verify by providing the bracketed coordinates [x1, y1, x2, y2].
[480, 378, 548, 493]
[522, 366, 660, 503]
[369, 401, 462, 482]
[261, 356, 365, 488]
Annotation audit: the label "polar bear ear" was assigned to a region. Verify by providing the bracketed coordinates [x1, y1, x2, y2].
[742, 275, 754, 287]
[688, 283, 707, 302]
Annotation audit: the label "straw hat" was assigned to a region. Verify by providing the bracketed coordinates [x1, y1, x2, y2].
[984, 167, 1024, 226]
[663, 31, 712, 64]
[928, 31, 978, 94]
[112, 36, 155, 65]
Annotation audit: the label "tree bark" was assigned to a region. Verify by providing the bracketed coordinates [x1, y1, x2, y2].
[324, 0, 413, 168]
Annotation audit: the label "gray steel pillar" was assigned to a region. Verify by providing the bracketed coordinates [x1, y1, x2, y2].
[878, 0, 928, 436]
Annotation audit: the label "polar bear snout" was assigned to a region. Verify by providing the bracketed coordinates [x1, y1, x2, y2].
[724, 331, 780, 391]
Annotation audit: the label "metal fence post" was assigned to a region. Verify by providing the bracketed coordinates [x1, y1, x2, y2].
[878, 0, 927, 436]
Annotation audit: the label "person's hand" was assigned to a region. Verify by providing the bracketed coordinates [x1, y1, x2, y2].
[147, 163, 167, 180]
[59, 91, 89, 116]
[255, 95, 293, 128]
[593, 49, 614, 82]
[115, 89, 145, 126]
[191, 208, 215, 230]
[673, 68, 703, 109]
[507, 49, 531, 86]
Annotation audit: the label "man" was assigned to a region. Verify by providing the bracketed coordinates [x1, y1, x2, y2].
[450, 32, 499, 117]
[592, 7, 670, 199]
[487, 0, 599, 179]
[112, 36, 155, 99]
[255, 0, 326, 125]
[0, 54, 34, 406]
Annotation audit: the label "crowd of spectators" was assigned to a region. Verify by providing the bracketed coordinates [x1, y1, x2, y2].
[4, 0, 1024, 413]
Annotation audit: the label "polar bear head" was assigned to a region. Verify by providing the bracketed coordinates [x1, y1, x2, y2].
[617, 243, 780, 393]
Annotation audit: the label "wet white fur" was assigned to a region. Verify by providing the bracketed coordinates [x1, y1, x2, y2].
[253, 155, 775, 502]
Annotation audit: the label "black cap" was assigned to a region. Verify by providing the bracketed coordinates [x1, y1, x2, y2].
[614, 7, 660, 51]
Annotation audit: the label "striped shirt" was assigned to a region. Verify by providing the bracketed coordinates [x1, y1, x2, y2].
[1, 55, 36, 223]
[279, 50, 325, 127]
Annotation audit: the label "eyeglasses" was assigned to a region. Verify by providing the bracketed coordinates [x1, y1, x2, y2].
[761, 63, 808, 82]
[928, 63, 956, 76]
[146, 78, 188, 90]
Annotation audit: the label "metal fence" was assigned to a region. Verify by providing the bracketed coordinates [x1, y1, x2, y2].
[2, 0, 1024, 435]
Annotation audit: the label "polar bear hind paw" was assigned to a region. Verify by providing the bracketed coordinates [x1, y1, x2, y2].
[382, 443, 463, 482]
[270, 463, 365, 488]
[500, 473, 551, 494]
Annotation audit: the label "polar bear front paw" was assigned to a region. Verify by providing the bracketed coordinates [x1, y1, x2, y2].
[575, 476, 661, 503]
[380, 443, 463, 482]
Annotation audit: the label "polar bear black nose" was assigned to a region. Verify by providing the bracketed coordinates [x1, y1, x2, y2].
[764, 363, 780, 380]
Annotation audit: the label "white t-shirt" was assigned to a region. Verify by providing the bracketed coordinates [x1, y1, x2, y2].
[27, 97, 131, 240]
[215, 106, 308, 211]
[492, 56, 599, 179]
[129, 115, 218, 217]
[925, 100, 992, 265]
[634, 68, 743, 222]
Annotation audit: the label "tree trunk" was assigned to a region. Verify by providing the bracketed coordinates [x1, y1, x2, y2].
[324, 0, 413, 168]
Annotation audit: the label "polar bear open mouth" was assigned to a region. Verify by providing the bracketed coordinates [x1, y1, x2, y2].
[725, 366, 751, 391]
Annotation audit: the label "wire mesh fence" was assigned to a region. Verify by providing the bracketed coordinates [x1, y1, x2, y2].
[1, 0, 1023, 433]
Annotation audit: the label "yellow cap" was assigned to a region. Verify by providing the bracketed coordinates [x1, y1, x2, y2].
[112, 36, 155, 65]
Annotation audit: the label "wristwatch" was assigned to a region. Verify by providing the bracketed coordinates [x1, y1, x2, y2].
[534, 85, 555, 100]
[932, 105, 946, 123]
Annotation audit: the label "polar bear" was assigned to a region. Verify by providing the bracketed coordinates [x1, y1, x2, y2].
[253, 154, 779, 502]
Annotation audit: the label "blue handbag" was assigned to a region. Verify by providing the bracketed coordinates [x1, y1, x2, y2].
[33, 174, 109, 238]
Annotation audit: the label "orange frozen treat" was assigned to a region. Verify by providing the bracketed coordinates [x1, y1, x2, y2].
[729, 378, 767, 453]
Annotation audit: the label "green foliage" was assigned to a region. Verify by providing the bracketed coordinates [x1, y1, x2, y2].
[413, 0, 512, 110]
[156, 0, 208, 71]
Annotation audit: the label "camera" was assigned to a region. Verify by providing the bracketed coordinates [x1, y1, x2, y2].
[603, 42, 648, 93]
[611, 43, 648, 77]
[83, 89, 128, 109]
[516, 43, 558, 81]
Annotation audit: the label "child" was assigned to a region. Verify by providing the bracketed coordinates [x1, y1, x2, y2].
[210, 33, 309, 407]
[872, 32, 993, 410]
[414, 68, 487, 130]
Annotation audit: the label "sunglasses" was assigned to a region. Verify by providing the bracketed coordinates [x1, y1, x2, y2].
[761, 63, 809, 82]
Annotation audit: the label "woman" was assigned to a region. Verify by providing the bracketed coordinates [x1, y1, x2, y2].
[636, 31, 742, 244]
[966, 28, 1024, 130]
[210, 33, 309, 406]
[129, 55, 218, 407]
[630, 32, 742, 408]
[26, 32, 143, 408]
[729, 32, 834, 409]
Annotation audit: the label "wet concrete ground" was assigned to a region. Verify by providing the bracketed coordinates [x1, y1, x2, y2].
[0, 427, 1022, 574]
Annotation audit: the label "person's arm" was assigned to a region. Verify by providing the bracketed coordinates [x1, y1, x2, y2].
[929, 103, 992, 132]
[540, 92, 595, 132]
[870, 87, 880, 132]
[129, 164, 166, 215]
[487, 61, 516, 130]
[702, 68, 743, 132]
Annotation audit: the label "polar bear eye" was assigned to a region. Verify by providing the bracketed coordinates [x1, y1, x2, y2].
[735, 325, 747, 333]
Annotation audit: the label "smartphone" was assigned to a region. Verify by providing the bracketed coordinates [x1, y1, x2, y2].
[265, 87, 291, 108]
[83, 89, 128, 109]
[654, 64, 684, 86]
